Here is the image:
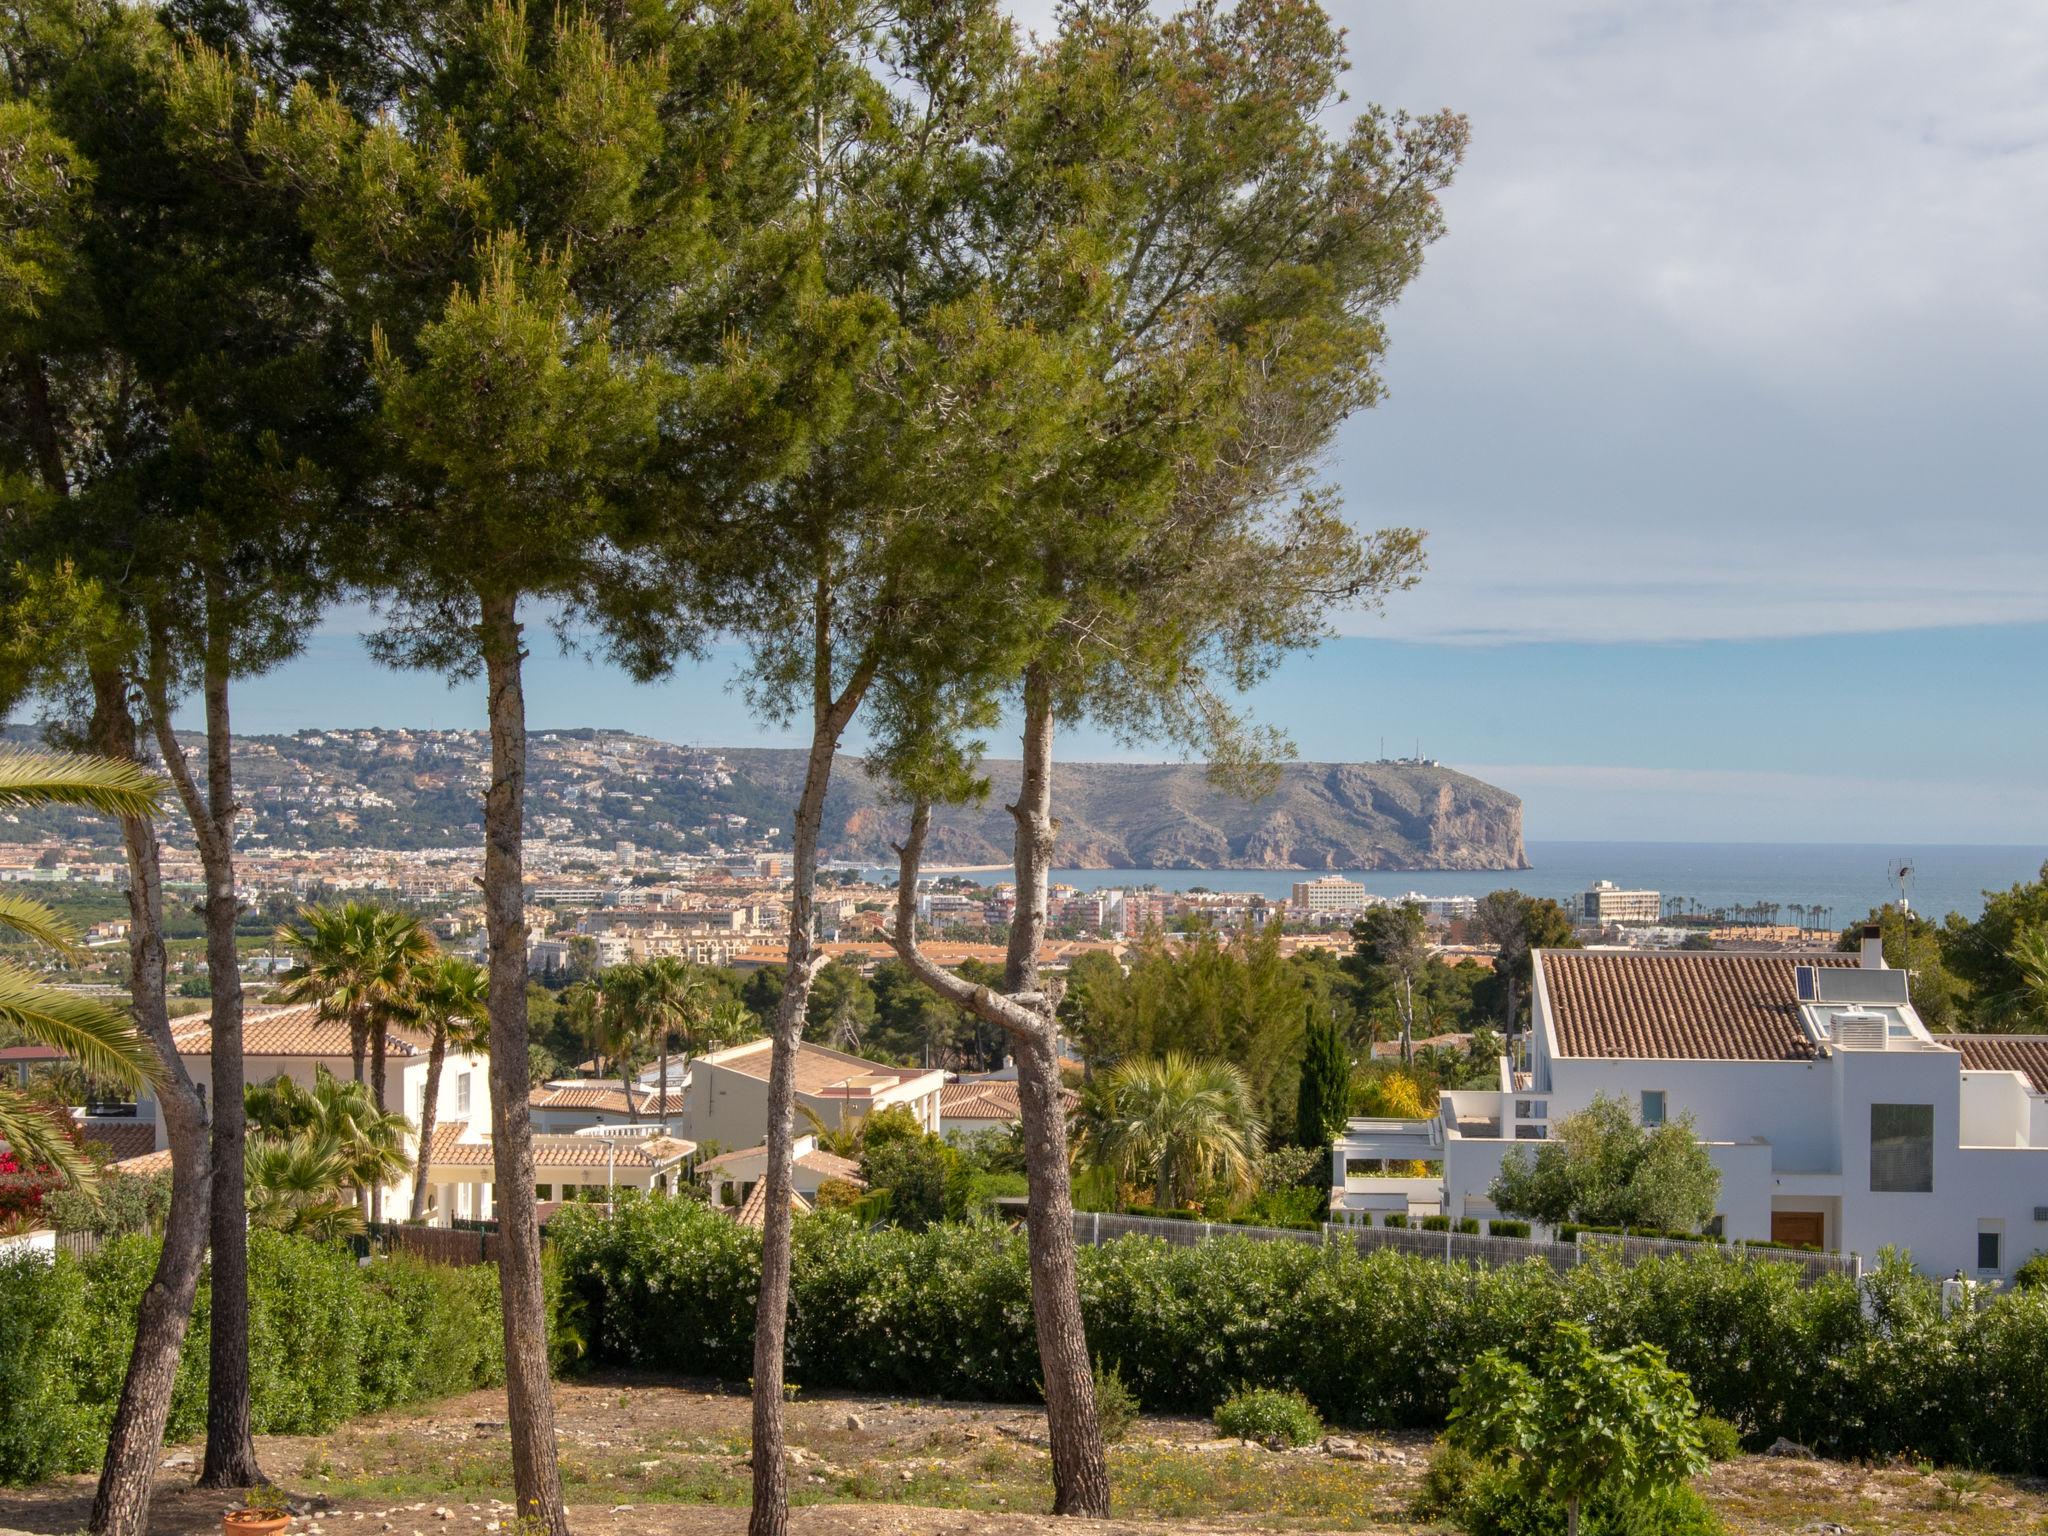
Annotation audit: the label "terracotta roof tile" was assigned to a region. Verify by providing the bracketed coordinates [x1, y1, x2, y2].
[112, 1147, 173, 1176]
[427, 1121, 694, 1169]
[170, 1005, 431, 1060]
[694, 1142, 866, 1186]
[731, 1181, 810, 1229]
[529, 1083, 656, 1115]
[1541, 950, 1859, 1062]
[84, 1123, 158, 1161]
[939, 1080, 1078, 1123]
[701, 1039, 932, 1098]
[1943, 1034, 2048, 1093]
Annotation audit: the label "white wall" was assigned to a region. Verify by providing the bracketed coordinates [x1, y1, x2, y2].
[1959, 1071, 2032, 1147]
[1550, 1058, 1841, 1173]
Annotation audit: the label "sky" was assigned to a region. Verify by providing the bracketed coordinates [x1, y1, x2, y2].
[184, 0, 2048, 845]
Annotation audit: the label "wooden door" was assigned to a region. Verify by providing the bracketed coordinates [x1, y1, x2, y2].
[1771, 1210, 1825, 1249]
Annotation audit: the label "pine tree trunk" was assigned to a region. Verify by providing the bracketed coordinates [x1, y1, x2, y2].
[410, 1024, 448, 1222]
[88, 670, 214, 1536]
[479, 593, 568, 1536]
[371, 1024, 388, 1224]
[195, 627, 260, 1488]
[749, 584, 873, 1536]
[1005, 667, 1110, 1517]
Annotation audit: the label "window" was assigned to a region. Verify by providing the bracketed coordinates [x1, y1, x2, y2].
[1514, 1124, 1548, 1140]
[1870, 1103, 1934, 1193]
[1515, 1099, 1548, 1120]
[1640, 1090, 1667, 1128]
[536, 1183, 553, 1202]
[457, 1072, 471, 1116]
[1978, 1229, 2002, 1273]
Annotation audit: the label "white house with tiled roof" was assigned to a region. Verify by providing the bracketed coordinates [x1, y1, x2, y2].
[1337, 926, 2048, 1279]
[938, 1078, 1078, 1139]
[419, 1121, 696, 1223]
[682, 1038, 944, 1149]
[696, 1135, 864, 1209]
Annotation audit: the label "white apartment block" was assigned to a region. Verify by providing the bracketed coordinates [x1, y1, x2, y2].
[1290, 875, 1374, 914]
[1580, 879, 1662, 925]
[1334, 929, 2048, 1280]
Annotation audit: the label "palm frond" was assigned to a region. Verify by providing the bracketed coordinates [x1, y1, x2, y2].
[0, 890, 85, 953]
[0, 750, 161, 819]
[0, 964, 164, 1089]
[0, 1088, 96, 1187]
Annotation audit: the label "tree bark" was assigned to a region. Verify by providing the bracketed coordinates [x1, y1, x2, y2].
[88, 668, 215, 1536]
[144, 601, 264, 1490]
[479, 592, 568, 1536]
[887, 667, 1110, 1518]
[370, 1022, 388, 1224]
[749, 582, 876, 1536]
[409, 1022, 448, 1222]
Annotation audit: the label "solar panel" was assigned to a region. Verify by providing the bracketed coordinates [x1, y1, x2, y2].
[1795, 965, 1817, 1002]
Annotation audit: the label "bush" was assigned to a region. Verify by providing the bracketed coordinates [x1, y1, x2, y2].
[2013, 1251, 2048, 1291]
[1421, 1215, 1451, 1232]
[1412, 1439, 1482, 1524]
[1382, 1213, 1407, 1229]
[1488, 1219, 1530, 1238]
[1462, 1475, 1722, 1536]
[545, 1206, 2048, 1478]
[1092, 1360, 1139, 1445]
[1457, 1218, 1481, 1235]
[1696, 1414, 1742, 1462]
[1214, 1386, 1322, 1447]
[0, 1232, 527, 1486]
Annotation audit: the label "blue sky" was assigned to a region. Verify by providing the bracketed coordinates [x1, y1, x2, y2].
[174, 1, 2048, 845]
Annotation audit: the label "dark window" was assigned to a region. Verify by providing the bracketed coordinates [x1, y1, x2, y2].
[1870, 1104, 1934, 1193]
[536, 1183, 553, 1201]
[1640, 1090, 1667, 1127]
[1978, 1230, 2001, 1272]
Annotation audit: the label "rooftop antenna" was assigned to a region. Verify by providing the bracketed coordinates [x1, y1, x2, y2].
[1887, 858, 1914, 915]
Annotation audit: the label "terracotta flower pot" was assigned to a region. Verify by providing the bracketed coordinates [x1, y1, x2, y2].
[224, 1509, 290, 1536]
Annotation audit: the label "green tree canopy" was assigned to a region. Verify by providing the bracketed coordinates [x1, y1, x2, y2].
[1490, 1093, 1721, 1234]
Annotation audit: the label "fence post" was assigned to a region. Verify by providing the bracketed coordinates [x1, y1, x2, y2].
[1091, 1210, 1100, 1246]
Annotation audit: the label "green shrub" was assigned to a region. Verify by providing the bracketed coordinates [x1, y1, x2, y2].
[2014, 1251, 2048, 1291]
[1421, 1215, 1452, 1232]
[1696, 1414, 1742, 1462]
[1463, 1475, 1722, 1536]
[0, 1231, 530, 1486]
[1214, 1386, 1322, 1447]
[1488, 1219, 1530, 1238]
[1092, 1360, 1139, 1445]
[1382, 1213, 1407, 1229]
[1456, 1218, 1481, 1234]
[1411, 1438, 1482, 1524]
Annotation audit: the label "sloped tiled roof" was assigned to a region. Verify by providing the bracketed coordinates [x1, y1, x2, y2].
[171, 1005, 431, 1059]
[1943, 1034, 2048, 1094]
[529, 1083, 655, 1115]
[113, 1147, 173, 1176]
[427, 1122, 695, 1169]
[83, 1123, 158, 1161]
[940, 1080, 1078, 1123]
[700, 1038, 931, 1097]
[1540, 950, 1860, 1062]
[731, 1181, 811, 1229]
[696, 1142, 865, 1185]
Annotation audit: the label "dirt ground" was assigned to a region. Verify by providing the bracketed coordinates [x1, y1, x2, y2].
[3, 1374, 2045, 1536]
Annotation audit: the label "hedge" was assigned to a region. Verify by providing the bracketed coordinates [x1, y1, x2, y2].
[0, 1230, 526, 1486]
[549, 1200, 2048, 1474]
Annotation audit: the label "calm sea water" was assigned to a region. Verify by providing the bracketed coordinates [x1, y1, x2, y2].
[871, 842, 2048, 924]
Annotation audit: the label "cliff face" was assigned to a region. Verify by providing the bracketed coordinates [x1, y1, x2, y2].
[726, 752, 1529, 872]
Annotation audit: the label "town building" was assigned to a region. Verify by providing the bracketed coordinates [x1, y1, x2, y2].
[1289, 875, 1374, 914]
[681, 1037, 946, 1148]
[1332, 928, 2048, 1279]
[1579, 879, 1662, 925]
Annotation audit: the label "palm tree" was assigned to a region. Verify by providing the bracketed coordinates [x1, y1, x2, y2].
[637, 958, 706, 1124]
[408, 954, 489, 1222]
[274, 902, 400, 1091]
[246, 1066, 411, 1224]
[1086, 1053, 1264, 1211]
[1986, 927, 2048, 1032]
[245, 1131, 364, 1240]
[0, 751, 163, 1186]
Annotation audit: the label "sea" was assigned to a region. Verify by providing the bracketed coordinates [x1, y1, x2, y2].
[866, 842, 2048, 925]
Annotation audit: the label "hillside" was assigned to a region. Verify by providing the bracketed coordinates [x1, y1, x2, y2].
[741, 751, 1527, 871]
[1, 727, 1527, 870]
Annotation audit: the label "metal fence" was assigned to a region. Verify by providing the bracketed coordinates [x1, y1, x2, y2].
[1050, 1207, 1853, 1284]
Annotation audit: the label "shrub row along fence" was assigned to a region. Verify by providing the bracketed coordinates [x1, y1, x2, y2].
[0, 1229, 553, 1487]
[1055, 1207, 1855, 1283]
[547, 1199, 2048, 1475]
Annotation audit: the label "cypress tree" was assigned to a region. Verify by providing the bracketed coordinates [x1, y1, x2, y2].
[1296, 1006, 1350, 1148]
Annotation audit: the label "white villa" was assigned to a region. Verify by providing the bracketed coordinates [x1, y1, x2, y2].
[1334, 927, 2048, 1280]
[682, 1037, 945, 1147]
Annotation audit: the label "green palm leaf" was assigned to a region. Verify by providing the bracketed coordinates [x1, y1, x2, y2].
[0, 750, 161, 818]
[0, 890, 84, 953]
[0, 963, 162, 1089]
[0, 1088, 95, 1187]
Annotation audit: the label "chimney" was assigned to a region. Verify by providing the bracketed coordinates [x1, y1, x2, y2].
[1860, 922, 1885, 969]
